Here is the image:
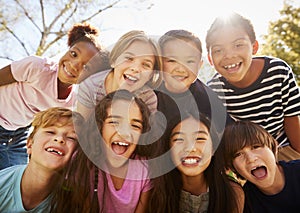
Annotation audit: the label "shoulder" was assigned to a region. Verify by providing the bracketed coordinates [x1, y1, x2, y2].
[0, 165, 25, 190]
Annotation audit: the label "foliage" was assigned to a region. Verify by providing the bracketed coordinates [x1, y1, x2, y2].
[260, 0, 300, 83]
[0, 0, 152, 63]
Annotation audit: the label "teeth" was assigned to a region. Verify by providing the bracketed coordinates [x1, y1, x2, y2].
[46, 148, 63, 155]
[113, 142, 129, 146]
[64, 66, 74, 77]
[125, 74, 138, 81]
[224, 63, 240, 69]
[182, 158, 198, 164]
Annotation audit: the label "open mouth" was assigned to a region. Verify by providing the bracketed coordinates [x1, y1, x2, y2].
[181, 156, 201, 166]
[46, 147, 63, 156]
[63, 66, 76, 78]
[172, 75, 187, 81]
[124, 74, 138, 83]
[251, 166, 267, 179]
[111, 141, 129, 155]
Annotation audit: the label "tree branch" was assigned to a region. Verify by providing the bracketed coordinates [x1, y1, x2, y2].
[81, 0, 122, 23]
[1, 22, 30, 55]
[14, 0, 42, 33]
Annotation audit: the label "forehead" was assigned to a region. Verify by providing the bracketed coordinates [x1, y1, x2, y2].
[172, 117, 208, 133]
[107, 99, 142, 118]
[163, 39, 201, 58]
[124, 40, 156, 57]
[210, 26, 250, 45]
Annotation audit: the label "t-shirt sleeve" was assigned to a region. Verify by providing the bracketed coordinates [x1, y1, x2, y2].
[11, 56, 50, 82]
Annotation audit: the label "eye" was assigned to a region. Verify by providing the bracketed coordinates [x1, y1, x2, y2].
[187, 60, 196, 64]
[195, 137, 207, 143]
[125, 56, 134, 61]
[131, 123, 143, 131]
[143, 62, 153, 69]
[172, 137, 184, 144]
[67, 136, 78, 143]
[252, 144, 262, 149]
[233, 151, 242, 159]
[46, 131, 55, 134]
[70, 50, 77, 57]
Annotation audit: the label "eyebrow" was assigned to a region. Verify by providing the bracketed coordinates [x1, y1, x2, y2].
[124, 52, 154, 63]
[170, 130, 208, 138]
[106, 115, 143, 124]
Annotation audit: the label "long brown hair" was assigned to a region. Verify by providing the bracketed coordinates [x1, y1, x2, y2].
[50, 90, 152, 212]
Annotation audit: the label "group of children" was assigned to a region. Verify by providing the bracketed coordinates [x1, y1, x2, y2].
[0, 12, 299, 213]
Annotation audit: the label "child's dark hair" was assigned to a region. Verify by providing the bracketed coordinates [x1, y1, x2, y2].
[218, 120, 278, 175]
[68, 22, 103, 51]
[95, 89, 151, 157]
[159, 29, 202, 57]
[205, 12, 256, 52]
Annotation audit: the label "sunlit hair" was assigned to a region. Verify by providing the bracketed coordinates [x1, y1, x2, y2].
[159, 29, 203, 58]
[68, 22, 103, 51]
[28, 107, 84, 142]
[220, 120, 278, 172]
[205, 12, 256, 52]
[109, 30, 163, 88]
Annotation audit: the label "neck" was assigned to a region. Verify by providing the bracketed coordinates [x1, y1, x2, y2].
[57, 79, 72, 99]
[182, 173, 207, 196]
[21, 165, 59, 210]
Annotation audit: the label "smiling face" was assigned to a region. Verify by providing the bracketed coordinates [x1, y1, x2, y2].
[162, 39, 203, 93]
[232, 144, 279, 193]
[58, 41, 99, 85]
[208, 26, 258, 87]
[27, 118, 78, 171]
[101, 99, 143, 169]
[110, 40, 155, 92]
[170, 116, 213, 178]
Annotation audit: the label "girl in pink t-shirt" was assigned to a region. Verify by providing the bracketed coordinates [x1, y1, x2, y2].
[0, 22, 110, 170]
[52, 90, 154, 213]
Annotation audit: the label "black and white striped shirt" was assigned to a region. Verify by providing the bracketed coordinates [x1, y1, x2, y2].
[208, 56, 300, 147]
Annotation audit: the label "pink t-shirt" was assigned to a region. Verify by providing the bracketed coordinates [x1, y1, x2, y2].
[97, 158, 152, 213]
[0, 56, 76, 130]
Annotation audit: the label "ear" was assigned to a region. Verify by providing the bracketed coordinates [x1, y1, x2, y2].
[207, 53, 214, 66]
[26, 138, 33, 155]
[252, 40, 259, 55]
[198, 59, 204, 70]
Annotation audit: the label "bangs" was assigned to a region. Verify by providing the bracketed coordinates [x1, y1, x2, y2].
[223, 121, 278, 163]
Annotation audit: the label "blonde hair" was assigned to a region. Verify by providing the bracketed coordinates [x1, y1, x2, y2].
[109, 30, 163, 88]
[28, 107, 84, 141]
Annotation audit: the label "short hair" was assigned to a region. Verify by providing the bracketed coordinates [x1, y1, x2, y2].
[28, 107, 84, 141]
[220, 120, 278, 172]
[159, 29, 202, 58]
[206, 12, 256, 52]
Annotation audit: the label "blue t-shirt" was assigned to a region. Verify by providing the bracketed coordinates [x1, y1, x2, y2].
[244, 160, 300, 213]
[0, 165, 52, 213]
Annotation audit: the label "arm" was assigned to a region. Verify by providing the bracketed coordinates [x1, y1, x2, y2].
[284, 115, 300, 153]
[75, 101, 93, 121]
[0, 65, 17, 86]
[134, 190, 151, 213]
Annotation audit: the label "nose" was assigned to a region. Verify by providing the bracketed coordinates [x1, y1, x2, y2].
[117, 124, 132, 142]
[184, 139, 196, 153]
[174, 62, 187, 73]
[223, 47, 236, 59]
[54, 135, 65, 144]
[245, 151, 257, 163]
[70, 60, 82, 73]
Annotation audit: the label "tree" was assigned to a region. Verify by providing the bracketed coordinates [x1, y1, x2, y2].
[0, 0, 152, 65]
[260, 0, 300, 83]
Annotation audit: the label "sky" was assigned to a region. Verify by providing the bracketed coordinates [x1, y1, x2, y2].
[98, 0, 285, 51]
[0, 0, 286, 67]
